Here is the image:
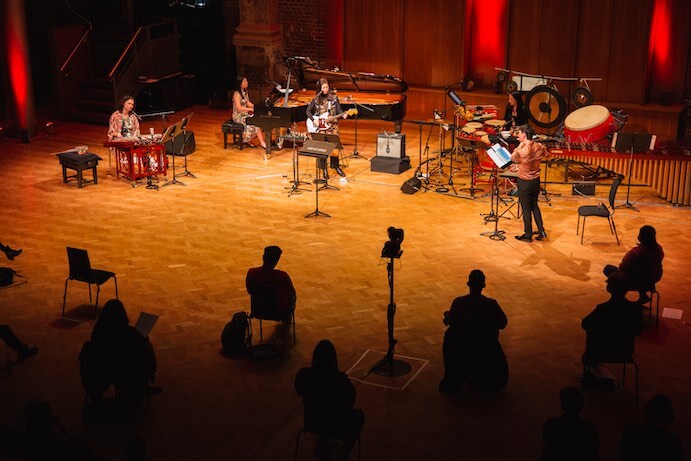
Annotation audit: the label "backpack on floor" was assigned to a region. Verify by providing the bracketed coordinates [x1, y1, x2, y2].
[221, 312, 252, 354]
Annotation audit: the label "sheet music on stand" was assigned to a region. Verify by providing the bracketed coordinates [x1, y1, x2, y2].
[485, 143, 513, 169]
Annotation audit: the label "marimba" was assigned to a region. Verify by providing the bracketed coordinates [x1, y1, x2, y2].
[103, 140, 168, 187]
[549, 148, 691, 206]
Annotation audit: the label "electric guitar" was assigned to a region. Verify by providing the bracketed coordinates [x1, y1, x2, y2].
[306, 109, 358, 133]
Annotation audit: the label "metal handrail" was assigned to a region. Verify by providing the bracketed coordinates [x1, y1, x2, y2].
[59, 24, 92, 74]
[108, 19, 177, 82]
[108, 26, 143, 81]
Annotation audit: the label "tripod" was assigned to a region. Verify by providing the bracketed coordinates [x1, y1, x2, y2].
[480, 171, 507, 241]
[305, 155, 330, 218]
[537, 159, 555, 205]
[435, 126, 466, 195]
[284, 134, 310, 196]
[366, 255, 411, 378]
[345, 100, 374, 161]
[417, 121, 436, 192]
[162, 133, 185, 187]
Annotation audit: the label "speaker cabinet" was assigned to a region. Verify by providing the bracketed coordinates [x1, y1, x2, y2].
[400, 176, 421, 194]
[165, 131, 196, 156]
[377, 132, 405, 158]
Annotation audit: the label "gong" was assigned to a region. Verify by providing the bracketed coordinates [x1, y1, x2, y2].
[573, 86, 594, 108]
[525, 85, 567, 128]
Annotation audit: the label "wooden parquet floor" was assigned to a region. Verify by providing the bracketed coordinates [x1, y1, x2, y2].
[1, 106, 690, 460]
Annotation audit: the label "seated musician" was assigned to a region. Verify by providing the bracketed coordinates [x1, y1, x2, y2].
[503, 91, 528, 130]
[232, 76, 267, 150]
[306, 78, 347, 177]
[108, 95, 140, 140]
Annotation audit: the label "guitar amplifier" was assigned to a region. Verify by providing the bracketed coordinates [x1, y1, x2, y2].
[377, 132, 405, 159]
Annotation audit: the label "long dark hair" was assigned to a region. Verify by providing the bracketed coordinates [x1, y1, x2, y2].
[117, 95, 134, 112]
[315, 77, 333, 102]
[92, 298, 129, 341]
[236, 76, 248, 98]
[509, 91, 524, 108]
[312, 339, 338, 372]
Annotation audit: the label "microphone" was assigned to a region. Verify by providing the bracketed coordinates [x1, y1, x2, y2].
[433, 109, 442, 120]
[131, 111, 142, 121]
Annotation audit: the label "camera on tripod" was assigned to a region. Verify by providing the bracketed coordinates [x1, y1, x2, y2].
[381, 227, 404, 259]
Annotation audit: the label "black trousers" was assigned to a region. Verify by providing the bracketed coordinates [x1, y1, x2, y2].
[517, 177, 544, 235]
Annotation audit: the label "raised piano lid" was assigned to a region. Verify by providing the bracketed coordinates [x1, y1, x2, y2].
[286, 56, 408, 94]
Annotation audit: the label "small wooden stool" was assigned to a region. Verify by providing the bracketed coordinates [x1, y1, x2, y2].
[221, 120, 244, 149]
[57, 152, 102, 188]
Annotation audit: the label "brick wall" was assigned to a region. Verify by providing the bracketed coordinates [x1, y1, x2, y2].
[278, 0, 328, 67]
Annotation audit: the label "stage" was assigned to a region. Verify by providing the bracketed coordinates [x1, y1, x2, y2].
[1, 105, 690, 460]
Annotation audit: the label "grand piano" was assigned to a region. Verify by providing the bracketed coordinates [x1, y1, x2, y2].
[252, 56, 408, 157]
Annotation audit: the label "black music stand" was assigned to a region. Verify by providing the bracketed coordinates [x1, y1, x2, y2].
[480, 144, 513, 241]
[161, 120, 185, 187]
[613, 132, 653, 212]
[283, 133, 310, 196]
[300, 140, 336, 218]
[176, 113, 196, 179]
[311, 133, 346, 175]
[458, 138, 486, 198]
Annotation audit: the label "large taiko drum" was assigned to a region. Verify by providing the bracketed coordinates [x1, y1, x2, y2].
[564, 105, 615, 143]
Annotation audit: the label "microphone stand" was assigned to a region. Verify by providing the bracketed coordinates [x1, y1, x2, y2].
[345, 100, 374, 161]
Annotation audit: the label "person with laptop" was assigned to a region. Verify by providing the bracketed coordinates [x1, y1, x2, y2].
[88, 299, 161, 408]
[511, 124, 549, 242]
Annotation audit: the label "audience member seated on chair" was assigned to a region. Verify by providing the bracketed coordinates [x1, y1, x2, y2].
[581, 272, 642, 372]
[603, 225, 664, 304]
[439, 269, 508, 393]
[619, 394, 683, 461]
[246, 246, 296, 323]
[295, 340, 364, 461]
[540, 387, 600, 461]
[86, 299, 161, 408]
[0, 324, 38, 361]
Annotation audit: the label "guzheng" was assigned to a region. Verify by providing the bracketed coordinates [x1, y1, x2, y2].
[103, 139, 167, 187]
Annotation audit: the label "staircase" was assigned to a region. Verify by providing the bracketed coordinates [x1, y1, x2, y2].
[60, 2, 130, 123]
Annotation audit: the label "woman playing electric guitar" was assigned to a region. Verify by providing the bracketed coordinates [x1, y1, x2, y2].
[306, 78, 349, 177]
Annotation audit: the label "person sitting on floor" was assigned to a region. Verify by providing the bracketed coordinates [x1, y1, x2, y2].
[581, 272, 643, 373]
[85, 299, 161, 408]
[540, 386, 600, 461]
[603, 225, 664, 303]
[246, 246, 296, 322]
[0, 324, 38, 362]
[0, 242, 22, 260]
[295, 339, 364, 461]
[440, 269, 508, 393]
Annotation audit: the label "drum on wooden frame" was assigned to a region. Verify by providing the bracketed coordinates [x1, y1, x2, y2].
[484, 119, 505, 134]
[564, 105, 615, 143]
